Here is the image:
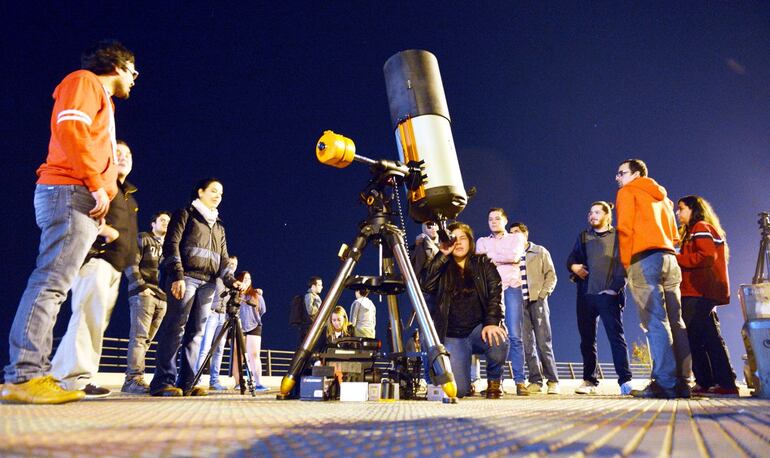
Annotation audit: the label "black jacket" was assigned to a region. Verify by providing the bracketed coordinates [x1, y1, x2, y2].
[161, 205, 235, 286]
[86, 180, 138, 272]
[420, 252, 504, 341]
[124, 231, 166, 300]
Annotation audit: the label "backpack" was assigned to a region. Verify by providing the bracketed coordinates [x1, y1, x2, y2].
[288, 294, 308, 327]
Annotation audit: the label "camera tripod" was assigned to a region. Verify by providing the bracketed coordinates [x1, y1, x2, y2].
[277, 159, 457, 400]
[189, 290, 255, 396]
[753, 212, 770, 284]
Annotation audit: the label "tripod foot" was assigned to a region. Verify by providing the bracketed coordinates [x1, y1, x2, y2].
[442, 381, 458, 398]
[279, 375, 297, 398]
[442, 396, 458, 404]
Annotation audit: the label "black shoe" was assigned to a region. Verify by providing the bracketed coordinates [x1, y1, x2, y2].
[150, 385, 183, 397]
[630, 381, 676, 399]
[82, 384, 111, 399]
[675, 380, 692, 399]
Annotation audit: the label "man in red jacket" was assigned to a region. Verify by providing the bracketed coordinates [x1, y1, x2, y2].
[2, 40, 137, 404]
[615, 159, 691, 399]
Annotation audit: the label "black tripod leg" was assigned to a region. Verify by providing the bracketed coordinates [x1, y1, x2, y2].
[278, 232, 369, 398]
[382, 258, 405, 353]
[384, 227, 457, 398]
[186, 317, 233, 396]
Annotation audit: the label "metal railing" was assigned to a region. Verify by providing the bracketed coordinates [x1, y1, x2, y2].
[88, 336, 651, 380]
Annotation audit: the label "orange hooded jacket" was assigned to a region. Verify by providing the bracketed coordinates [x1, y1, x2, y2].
[615, 176, 679, 268]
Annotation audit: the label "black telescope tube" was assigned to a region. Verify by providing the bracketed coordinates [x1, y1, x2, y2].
[383, 50, 450, 129]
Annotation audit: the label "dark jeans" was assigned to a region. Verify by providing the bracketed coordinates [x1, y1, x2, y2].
[150, 276, 216, 391]
[444, 324, 509, 398]
[576, 293, 632, 385]
[681, 296, 736, 389]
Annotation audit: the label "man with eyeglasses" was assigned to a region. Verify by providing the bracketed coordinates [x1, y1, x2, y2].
[615, 159, 691, 399]
[2, 40, 138, 404]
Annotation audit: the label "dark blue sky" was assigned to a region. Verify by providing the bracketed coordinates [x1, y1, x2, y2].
[3, 3, 769, 372]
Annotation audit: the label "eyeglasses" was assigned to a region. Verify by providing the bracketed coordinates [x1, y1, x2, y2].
[121, 64, 139, 80]
[616, 170, 630, 177]
[425, 222, 437, 228]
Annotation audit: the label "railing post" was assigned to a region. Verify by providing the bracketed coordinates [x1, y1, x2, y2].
[267, 349, 273, 376]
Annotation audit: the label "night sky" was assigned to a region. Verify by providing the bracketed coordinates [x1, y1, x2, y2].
[3, 3, 769, 376]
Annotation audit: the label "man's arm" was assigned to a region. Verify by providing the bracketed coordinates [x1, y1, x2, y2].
[615, 188, 636, 269]
[539, 247, 558, 298]
[124, 233, 147, 293]
[481, 256, 504, 327]
[162, 208, 188, 282]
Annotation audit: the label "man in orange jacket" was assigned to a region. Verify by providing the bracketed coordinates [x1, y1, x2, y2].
[2, 40, 137, 405]
[615, 159, 691, 399]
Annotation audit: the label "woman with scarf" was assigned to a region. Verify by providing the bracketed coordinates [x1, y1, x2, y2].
[149, 178, 244, 397]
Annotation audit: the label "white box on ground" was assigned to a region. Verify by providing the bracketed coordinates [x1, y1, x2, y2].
[340, 382, 369, 402]
[427, 384, 448, 402]
[368, 383, 381, 401]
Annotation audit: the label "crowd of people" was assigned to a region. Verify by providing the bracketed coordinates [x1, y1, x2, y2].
[0, 40, 739, 404]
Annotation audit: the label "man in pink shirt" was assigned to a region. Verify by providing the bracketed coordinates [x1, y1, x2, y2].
[476, 208, 529, 395]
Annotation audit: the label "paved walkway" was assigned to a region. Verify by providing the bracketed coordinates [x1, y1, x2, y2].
[1, 381, 768, 457]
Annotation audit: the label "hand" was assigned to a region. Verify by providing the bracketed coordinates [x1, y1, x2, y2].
[139, 288, 155, 297]
[439, 240, 455, 256]
[570, 264, 589, 280]
[101, 225, 120, 243]
[232, 280, 248, 292]
[171, 280, 186, 300]
[255, 288, 263, 295]
[481, 325, 507, 347]
[89, 188, 110, 219]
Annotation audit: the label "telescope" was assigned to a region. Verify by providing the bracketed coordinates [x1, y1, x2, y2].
[279, 50, 469, 401]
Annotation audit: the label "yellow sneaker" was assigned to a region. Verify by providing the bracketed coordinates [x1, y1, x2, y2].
[1, 375, 85, 404]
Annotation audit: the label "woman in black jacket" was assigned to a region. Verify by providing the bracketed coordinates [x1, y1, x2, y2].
[149, 178, 243, 397]
[421, 222, 509, 398]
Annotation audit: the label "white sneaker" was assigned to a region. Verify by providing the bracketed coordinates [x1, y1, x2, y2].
[546, 381, 560, 395]
[620, 381, 634, 396]
[575, 381, 597, 395]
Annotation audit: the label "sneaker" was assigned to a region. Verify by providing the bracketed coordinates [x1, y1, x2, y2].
[1, 376, 85, 405]
[620, 381, 634, 396]
[254, 385, 270, 392]
[516, 383, 530, 396]
[630, 381, 676, 399]
[485, 380, 503, 399]
[707, 385, 739, 397]
[209, 382, 228, 391]
[691, 384, 710, 395]
[575, 381, 597, 395]
[83, 384, 111, 399]
[546, 381, 560, 395]
[527, 382, 543, 394]
[675, 380, 691, 399]
[150, 384, 183, 397]
[121, 378, 150, 394]
[186, 386, 208, 396]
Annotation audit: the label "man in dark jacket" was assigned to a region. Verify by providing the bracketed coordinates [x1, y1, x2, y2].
[567, 201, 632, 395]
[121, 210, 171, 394]
[50, 140, 139, 398]
[421, 222, 509, 398]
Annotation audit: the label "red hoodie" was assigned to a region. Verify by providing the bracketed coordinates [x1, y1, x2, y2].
[676, 220, 730, 305]
[616, 176, 679, 268]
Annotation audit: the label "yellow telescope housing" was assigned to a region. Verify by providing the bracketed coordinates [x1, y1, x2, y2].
[316, 130, 356, 168]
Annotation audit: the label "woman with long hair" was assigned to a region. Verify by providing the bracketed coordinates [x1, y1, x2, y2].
[675, 195, 737, 396]
[149, 178, 244, 397]
[326, 306, 352, 344]
[236, 271, 269, 392]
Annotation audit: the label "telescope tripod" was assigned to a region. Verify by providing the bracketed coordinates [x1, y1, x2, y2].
[753, 212, 770, 284]
[189, 296, 255, 396]
[278, 177, 457, 400]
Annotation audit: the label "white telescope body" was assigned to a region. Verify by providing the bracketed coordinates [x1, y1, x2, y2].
[383, 50, 467, 223]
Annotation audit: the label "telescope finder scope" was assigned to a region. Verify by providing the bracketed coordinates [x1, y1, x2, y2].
[316, 130, 356, 168]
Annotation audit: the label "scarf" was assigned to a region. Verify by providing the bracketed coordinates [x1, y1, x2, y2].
[192, 198, 218, 227]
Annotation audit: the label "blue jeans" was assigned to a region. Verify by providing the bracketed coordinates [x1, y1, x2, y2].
[126, 293, 167, 380]
[444, 324, 509, 398]
[196, 310, 227, 384]
[5, 185, 99, 384]
[626, 252, 691, 389]
[503, 287, 526, 383]
[522, 297, 559, 383]
[577, 293, 632, 385]
[150, 276, 216, 391]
